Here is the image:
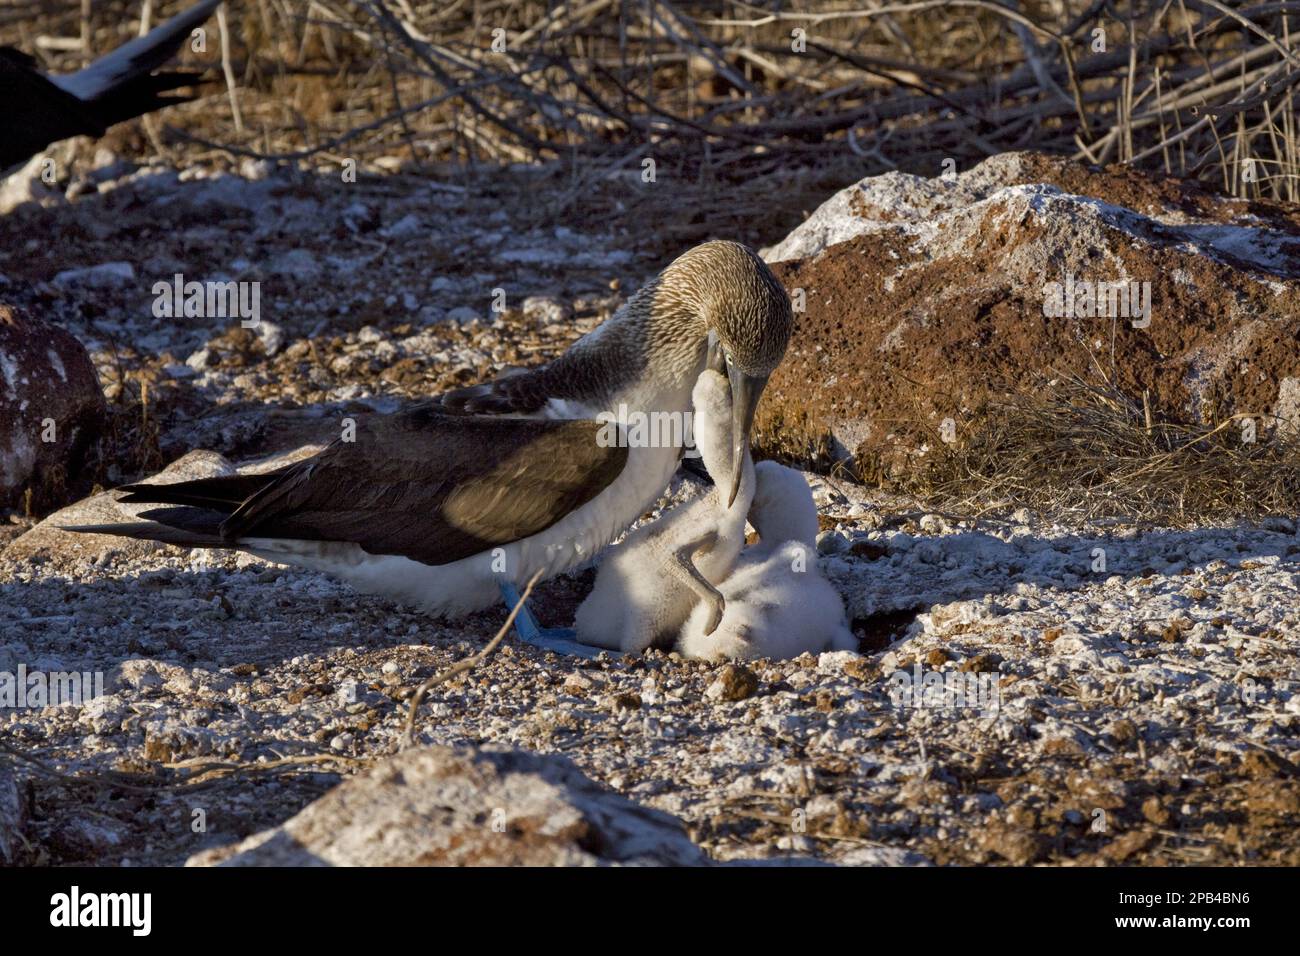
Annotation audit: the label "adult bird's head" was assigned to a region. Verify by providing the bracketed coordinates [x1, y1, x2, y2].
[678, 241, 793, 508]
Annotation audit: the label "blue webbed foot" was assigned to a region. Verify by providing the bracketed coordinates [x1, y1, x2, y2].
[497, 581, 603, 658]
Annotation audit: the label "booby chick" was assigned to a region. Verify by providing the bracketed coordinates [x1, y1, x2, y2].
[573, 368, 754, 653]
[67, 241, 792, 657]
[677, 460, 856, 661]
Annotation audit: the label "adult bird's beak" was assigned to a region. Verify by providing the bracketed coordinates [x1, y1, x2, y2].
[726, 365, 767, 508]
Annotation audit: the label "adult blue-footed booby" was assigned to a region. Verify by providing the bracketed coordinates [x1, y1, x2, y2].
[1, 0, 220, 173]
[68, 240, 793, 656]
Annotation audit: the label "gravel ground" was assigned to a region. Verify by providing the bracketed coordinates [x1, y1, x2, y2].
[5, 473, 1299, 865]
[2, 159, 1298, 866]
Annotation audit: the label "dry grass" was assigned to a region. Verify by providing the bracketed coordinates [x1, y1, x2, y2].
[905, 374, 1300, 524]
[4, 2, 1299, 202]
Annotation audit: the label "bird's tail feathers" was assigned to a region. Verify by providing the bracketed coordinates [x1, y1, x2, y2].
[61, 506, 229, 550]
[116, 471, 281, 512]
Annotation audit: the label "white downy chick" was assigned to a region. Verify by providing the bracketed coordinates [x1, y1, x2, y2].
[677, 460, 856, 661]
[573, 369, 755, 653]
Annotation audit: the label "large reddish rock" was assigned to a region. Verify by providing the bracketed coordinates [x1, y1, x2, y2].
[0, 304, 104, 509]
[756, 152, 1300, 478]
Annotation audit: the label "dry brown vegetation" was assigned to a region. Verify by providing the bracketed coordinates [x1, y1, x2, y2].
[903, 373, 1300, 523]
[4, 1, 1300, 200]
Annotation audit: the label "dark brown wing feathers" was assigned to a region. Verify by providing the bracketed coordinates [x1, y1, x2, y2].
[121, 407, 627, 567]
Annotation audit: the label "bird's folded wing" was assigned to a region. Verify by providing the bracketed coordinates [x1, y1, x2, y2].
[220, 407, 628, 566]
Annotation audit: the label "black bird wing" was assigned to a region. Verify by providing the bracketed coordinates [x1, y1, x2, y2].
[0, 0, 218, 170]
[70, 408, 629, 567]
[0, 52, 106, 168]
[54, 0, 221, 102]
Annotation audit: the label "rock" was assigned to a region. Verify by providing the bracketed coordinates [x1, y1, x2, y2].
[918, 513, 948, 534]
[0, 761, 26, 865]
[705, 664, 759, 702]
[837, 846, 932, 866]
[86, 149, 134, 185]
[815, 530, 848, 555]
[185, 346, 216, 371]
[239, 158, 274, 181]
[116, 660, 167, 691]
[254, 320, 286, 357]
[816, 650, 863, 675]
[1239, 747, 1297, 779]
[444, 306, 478, 324]
[838, 656, 880, 682]
[562, 673, 593, 694]
[47, 815, 127, 857]
[0, 155, 64, 214]
[521, 295, 572, 325]
[757, 152, 1300, 476]
[611, 691, 642, 711]
[959, 652, 1002, 673]
[1101, 828, 1155, 863]
[0, 303, 105, 509]
[1141, 796, 1171, 826]
[51, 262, 135, 289]
[379, 213, 423, 239]
[1261, 515, 1296, 534]
[266, 249, 320, 281]
[3, 449, 232, 568]
[849, 539, 888, 559]
[977, 817, 1044, 865]
[185, 745, 707, 866]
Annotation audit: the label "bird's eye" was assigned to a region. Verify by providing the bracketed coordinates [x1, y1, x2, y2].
[724, 352, 734, 369]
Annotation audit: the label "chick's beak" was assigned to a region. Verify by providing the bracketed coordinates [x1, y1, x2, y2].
[706, 333, 725, 375]
[727, 365, 767, 508]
